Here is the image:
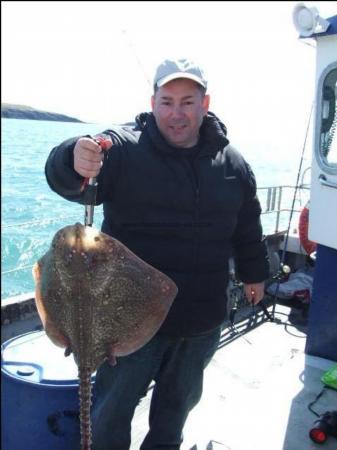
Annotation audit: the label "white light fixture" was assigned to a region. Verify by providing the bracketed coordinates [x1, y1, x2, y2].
[293, 3, 330, 37]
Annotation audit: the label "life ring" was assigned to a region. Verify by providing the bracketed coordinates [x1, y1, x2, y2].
[298, 201, 317, 255]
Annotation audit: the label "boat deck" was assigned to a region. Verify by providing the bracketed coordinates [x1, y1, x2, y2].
[131, 301, 337, 450]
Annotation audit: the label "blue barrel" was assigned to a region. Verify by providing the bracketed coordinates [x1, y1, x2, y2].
[1, 330, 95, 450]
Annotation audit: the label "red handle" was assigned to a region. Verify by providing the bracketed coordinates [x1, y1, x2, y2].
[80, 134, 111, 190]
[94, 135, 111, 151]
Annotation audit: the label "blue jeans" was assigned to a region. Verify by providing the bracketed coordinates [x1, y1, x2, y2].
[91, 326, 222, 450]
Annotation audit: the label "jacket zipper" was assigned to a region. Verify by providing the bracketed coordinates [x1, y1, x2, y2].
[192, 161, 200, 273]
[183, 157, 200, 272]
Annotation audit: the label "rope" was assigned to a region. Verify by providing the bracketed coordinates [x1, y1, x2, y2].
[308, 387, 327, 417]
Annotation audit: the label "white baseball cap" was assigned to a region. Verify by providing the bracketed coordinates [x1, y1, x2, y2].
[153, 58, 207, 89]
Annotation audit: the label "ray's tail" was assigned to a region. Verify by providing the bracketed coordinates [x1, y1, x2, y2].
[78, 366, 93, 450]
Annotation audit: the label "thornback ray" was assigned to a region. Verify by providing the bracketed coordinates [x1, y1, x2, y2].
[32, 223, 178, 450]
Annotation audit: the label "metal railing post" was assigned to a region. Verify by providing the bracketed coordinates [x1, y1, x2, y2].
[275, 186, 283, 233]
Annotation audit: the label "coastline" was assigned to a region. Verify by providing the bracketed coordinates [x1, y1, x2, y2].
[1, 103, 84, 123]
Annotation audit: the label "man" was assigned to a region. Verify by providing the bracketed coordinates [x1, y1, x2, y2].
[45, 57, 269, 450]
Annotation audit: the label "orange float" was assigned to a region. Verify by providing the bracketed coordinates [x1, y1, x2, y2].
[298, 202, 317, 255]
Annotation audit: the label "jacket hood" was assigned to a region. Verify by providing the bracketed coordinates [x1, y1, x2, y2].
[135, 111, 229, 157]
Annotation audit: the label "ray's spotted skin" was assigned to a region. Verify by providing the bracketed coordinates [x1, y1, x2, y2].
[32, 223, 177, 450]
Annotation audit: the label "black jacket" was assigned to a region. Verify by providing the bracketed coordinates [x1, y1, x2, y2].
[45, 112, 269, 336]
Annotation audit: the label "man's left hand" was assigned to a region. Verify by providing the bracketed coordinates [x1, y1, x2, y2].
[243, 282, 265, 305]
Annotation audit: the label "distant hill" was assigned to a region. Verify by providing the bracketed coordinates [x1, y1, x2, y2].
[1, 103, 84, 123]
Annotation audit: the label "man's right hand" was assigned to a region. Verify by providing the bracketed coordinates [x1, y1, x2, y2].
[73, 137, 112, 179]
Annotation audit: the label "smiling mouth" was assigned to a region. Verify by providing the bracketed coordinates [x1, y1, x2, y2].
[169, 125, 187, 131]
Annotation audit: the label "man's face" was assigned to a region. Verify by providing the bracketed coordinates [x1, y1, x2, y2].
[151, 78, 210, 148]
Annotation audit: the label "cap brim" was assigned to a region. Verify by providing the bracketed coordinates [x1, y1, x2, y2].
[156, 72, 206, 88]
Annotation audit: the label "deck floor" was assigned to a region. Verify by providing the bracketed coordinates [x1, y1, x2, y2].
[130, 302, 337, 450]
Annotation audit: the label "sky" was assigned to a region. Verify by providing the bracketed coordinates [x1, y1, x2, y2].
[2, 1, 337, 147]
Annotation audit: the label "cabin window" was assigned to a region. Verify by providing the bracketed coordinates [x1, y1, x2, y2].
[318, 64, 337, 172]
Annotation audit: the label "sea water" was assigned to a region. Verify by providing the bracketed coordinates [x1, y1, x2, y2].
[1, 118, 310, 301]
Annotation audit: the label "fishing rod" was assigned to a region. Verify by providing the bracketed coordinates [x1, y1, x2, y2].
[83, 135, 112, 227]
[121, 29, 152, 90]
[81, 30, 150, 228]
[270, 102, 314, 319]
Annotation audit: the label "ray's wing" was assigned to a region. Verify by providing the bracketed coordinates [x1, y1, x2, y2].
[32, 253, 72, 350]
[88, 237, 177, 367]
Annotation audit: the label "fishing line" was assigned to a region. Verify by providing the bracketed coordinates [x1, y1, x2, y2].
[2, 264, 34, 275]
[3, 211, 104, 229]
[271, 102, 314, 319]
[121, 29, 152, 90]
[2, 212, 104, 276]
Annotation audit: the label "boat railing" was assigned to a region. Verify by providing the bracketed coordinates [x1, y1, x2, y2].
[2, 184, 311, 304]
[257, 184, 310, 234]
